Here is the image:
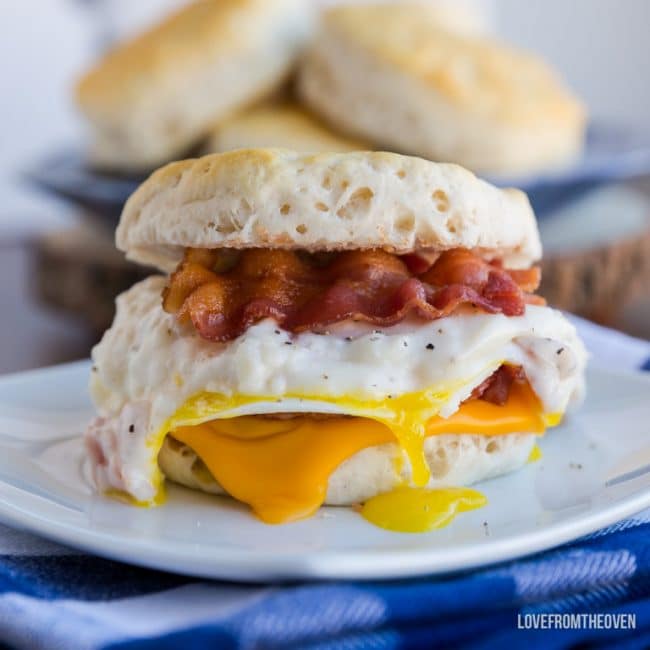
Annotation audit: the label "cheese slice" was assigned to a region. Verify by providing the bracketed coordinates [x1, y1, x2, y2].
[171, 382, 550, 524]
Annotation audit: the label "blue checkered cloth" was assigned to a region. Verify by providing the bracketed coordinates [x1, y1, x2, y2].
[0, 317, 649, 650]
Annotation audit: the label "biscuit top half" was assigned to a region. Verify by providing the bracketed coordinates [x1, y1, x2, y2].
[117, 149, 542, 272]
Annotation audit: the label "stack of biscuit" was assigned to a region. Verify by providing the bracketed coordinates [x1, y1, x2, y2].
[75, 0, 586, 178]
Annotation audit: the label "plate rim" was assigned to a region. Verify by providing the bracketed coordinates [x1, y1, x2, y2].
[0, 361, 649, 582]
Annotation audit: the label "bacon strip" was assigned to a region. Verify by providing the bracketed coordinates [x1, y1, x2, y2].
[468, 365, 526, 406]
[163, 248, 543, 342]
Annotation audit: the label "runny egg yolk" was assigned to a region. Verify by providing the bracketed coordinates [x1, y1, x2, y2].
[360, 487, 487, 533]
[168, 381, 555, 528]
[528, 444, 543, 463]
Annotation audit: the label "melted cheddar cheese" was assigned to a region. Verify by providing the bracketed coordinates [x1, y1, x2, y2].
[171, 382, 550, 525]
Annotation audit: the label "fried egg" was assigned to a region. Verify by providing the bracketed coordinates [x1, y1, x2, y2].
[87, 277, 587, 524]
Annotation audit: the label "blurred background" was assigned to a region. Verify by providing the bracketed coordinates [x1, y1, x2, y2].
[1, 0, 649, 373]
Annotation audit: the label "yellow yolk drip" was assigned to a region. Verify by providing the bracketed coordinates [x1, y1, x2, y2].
[528, 444, 543, 463]
[171, 382, 550, 525]
[164, 385, 454, 488]
[105, 486, 167, 507]
[360, 487, 487, 533]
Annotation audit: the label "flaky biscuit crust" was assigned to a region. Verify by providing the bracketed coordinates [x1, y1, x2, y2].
[116, 149, 541, 271]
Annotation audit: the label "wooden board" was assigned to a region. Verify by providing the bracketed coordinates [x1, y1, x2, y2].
[539, 185, 650, 325]
[31, 220, 149, 335]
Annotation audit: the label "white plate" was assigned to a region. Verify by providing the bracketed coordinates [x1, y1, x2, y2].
[0, 361, 649, 582]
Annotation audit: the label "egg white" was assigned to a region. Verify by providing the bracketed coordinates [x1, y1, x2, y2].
[86, 276, 587, 503]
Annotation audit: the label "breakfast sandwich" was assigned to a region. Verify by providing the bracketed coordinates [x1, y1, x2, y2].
[76, 0, 313, 171]
[298, 3, 586, 177]
[206, 104, 367, 155]
[86, 149, 586, 530]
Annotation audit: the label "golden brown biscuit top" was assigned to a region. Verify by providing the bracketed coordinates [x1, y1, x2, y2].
[76, 0, 302, 113]
[324, 3, 584, 126]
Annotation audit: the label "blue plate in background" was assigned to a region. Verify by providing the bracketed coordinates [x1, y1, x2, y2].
[24, 123, 650, 224]
[488, 123, 650, 214]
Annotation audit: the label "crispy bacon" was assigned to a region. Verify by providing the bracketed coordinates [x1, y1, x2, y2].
[163, 248, 543, 342]
[469, 365, 526, 406]
[508, 267, 542, 293]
